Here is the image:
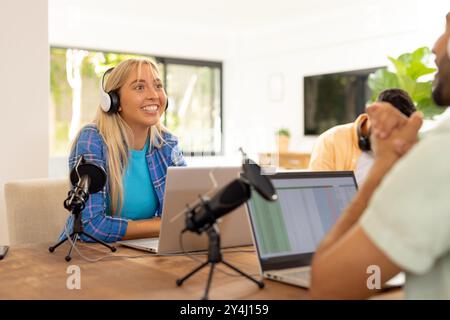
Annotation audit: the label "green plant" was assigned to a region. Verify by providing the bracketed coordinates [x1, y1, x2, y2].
[368, 46, 444, 119]
[275, 128, 291, 138]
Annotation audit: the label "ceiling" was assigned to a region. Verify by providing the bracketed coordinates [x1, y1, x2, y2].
[49, 0, 358, 31]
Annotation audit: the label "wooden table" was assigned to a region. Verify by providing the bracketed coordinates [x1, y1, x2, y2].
[0, 243, 402, 300]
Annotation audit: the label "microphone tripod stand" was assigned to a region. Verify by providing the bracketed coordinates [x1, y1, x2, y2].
[176, 224, 264, 300]
[49, 184, 116, 262]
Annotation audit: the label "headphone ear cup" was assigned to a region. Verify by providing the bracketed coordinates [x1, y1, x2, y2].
[100, 88, 112, 113]
[358, 136, 371, 151]
[357, 118, 371, 151]
[108, 91, 120, 113]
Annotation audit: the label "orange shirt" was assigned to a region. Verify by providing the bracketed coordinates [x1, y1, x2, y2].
[308, 114, 368, 171]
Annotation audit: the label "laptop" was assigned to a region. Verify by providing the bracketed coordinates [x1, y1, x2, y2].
[246, 171, 404, 289]
[118, 166, 253, 254]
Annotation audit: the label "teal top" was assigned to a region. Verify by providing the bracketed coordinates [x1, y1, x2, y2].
[108, 140, 158, 220]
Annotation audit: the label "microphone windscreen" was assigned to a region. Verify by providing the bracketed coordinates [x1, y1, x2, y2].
[70, 158, 107, 194]
[219, 179, 250, 205]
[188, 179, 250, 232]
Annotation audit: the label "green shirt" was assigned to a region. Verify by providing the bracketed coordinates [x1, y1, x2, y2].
[360, 110, 450, 299]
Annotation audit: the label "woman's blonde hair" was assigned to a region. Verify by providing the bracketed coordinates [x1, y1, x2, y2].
[73, 58, 168, 216]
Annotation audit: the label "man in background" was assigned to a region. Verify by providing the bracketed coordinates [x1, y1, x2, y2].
[309, 88, 416, 185]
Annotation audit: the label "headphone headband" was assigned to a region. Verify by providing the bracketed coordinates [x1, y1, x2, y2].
[101, 67, 115, 91]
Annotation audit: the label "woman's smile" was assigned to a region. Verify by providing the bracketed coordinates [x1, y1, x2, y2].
[141, 104, 159, 115]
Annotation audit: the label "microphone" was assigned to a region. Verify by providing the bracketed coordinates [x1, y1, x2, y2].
[64, 155, 107, 211]
[175, 153, 275, 297]
[184, 179, 251, 233]
[49, 155, 115, 260]
[183, 160, 278, 234]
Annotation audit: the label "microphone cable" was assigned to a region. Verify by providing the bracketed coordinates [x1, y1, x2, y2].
[61, 215, 213, 263]
[62, 222, 153, 262]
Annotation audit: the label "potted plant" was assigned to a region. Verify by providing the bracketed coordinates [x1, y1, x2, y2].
[368, 46, 444, 120]
[275, 128, 291, 153]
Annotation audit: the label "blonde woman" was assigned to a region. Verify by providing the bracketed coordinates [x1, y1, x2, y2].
[59, 58, 186, 243]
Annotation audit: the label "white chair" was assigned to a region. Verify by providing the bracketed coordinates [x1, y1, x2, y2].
[4, 178, 70, 245]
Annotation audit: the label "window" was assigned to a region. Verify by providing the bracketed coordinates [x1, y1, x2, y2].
[303, 67, 382, 135]
[50, 47, 222, 157]
[161, 58, 222, 156]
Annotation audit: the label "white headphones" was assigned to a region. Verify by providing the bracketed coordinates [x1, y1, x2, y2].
[99, 68, 120, 114]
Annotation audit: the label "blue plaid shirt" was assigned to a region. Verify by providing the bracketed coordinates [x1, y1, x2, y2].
[59, 124, 186, 243]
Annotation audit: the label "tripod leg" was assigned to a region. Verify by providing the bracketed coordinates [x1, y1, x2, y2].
[202, 263, 216, 300]
[222, 260, 265, 288]
[81, 232, 116, 252]
[176, 261, 209, 286]
[49, 232, 73, 253]
[65, 233, 79, 262]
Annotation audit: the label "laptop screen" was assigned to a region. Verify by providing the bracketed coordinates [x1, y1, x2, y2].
[246, 171, 357, 270]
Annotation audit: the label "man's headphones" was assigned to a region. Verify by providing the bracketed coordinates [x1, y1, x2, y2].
[357, 117, 371, 152]
[99, 67, 169, 114]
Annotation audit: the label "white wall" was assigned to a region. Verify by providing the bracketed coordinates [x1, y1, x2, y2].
[0, 0, 49, 245]
[48, 0, 230, 62]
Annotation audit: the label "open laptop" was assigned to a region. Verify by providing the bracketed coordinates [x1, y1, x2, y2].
[118, 166, 253, 254]
[246, 171, 404, 289]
